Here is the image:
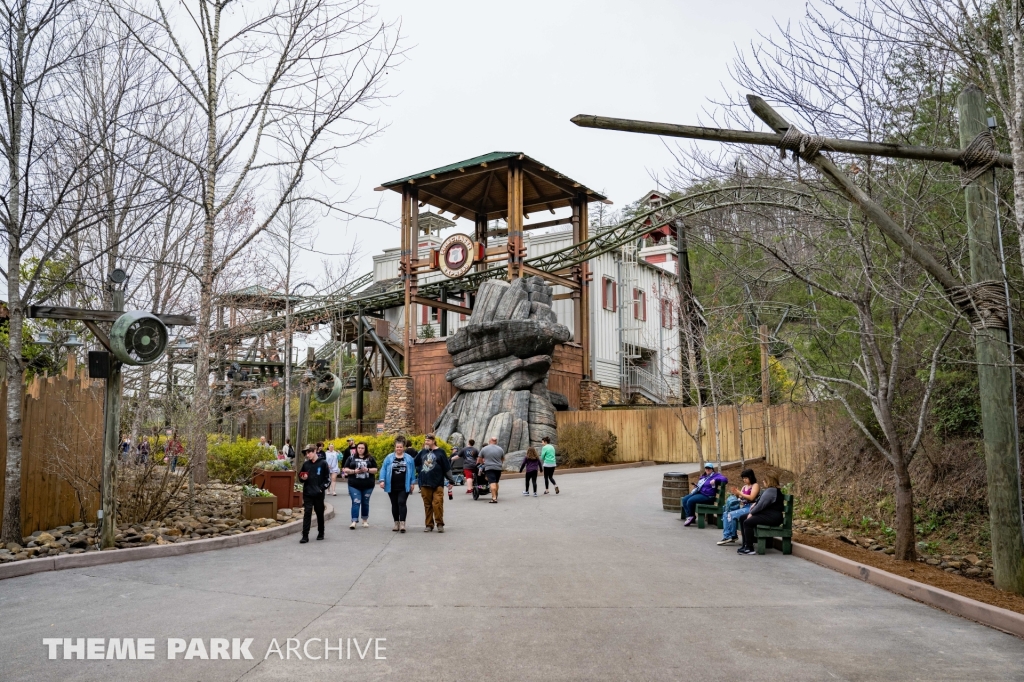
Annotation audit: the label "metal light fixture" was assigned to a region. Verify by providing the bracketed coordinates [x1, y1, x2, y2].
[171, 335, 192, 351]
[64, 333, 85, 349]
[34, 330, 53, 345]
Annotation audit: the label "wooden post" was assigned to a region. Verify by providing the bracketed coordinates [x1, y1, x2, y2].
[506, 160, 524, 280]
[296, 347, 314, 453]
[401, 186, 417, 373]
[474, 213, 487, 273]
[439, 285, 448, 337]
[355, 313, 364, 421]
[759, 324, 771, 464]
[676, 221, 701, 405]
[579, 196, 591, 379]
[571, 199, 583, 345]
[958, 86, 1024, 594]
[100, 291, 124, 549]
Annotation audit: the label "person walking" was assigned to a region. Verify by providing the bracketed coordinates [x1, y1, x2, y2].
[343, 437, 357, 458]
[414, 435, 456, 532]
[540, 436, 558, 495]
[325, 443, 341, 496]
[299, 444, 331, 543]
[462, 439, 480, 494]
[479, 437, 505, 504]
[343, 441, 377, 529]
[164, 430, 183, 473]
[379, 438, 416, 533]
[681, 463, 727, 527]
[137, 437, 151, 466]
[519, 447, 542, 496]
[281, 438, 296, 461]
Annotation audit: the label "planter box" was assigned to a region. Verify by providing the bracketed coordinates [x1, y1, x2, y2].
[252, 470, 296, 511]
[242, 495, 278, 521]
[291, 490, 304, 508]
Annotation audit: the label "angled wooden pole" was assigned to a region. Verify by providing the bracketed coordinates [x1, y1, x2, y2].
[100, 290, 124, 549]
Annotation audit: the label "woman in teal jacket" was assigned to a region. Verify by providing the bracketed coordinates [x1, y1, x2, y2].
[378, 439, 417, 533]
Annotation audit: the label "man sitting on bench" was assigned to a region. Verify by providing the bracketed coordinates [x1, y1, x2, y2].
[681, 463, 727, 527]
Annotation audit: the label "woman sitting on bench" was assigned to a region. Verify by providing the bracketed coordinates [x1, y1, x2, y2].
[681, 463, 727, 526]
[738, 474, 784, 556]
[717, 469, 759, 546]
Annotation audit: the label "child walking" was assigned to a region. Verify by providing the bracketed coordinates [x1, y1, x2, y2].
[520, 447, 541, 496]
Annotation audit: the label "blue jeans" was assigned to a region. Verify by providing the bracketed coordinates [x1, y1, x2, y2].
[348, 486, 373, 521]
[722, 497, 752, 539]
[681, 492, 714, 518]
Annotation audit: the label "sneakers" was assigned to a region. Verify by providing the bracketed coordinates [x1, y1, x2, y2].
[523, 491, 529, 496]
[316, 534, 324, 541]
[349, 522, 356, 530]
[533, 492, 538, 497]
[362, 521, 369, 528]
[738, 547, 755, 555]
[424, 526, 433, 532]
[299, 536, 309, 544]
[543, 490, 550, 495]
[683, 516, 696, 527]
[437, 526, 445, 533]
[555, 486, 559, 495]
[717, 537, 738, 546]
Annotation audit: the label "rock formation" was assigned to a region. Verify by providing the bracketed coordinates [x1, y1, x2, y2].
[433, 276, 570, 468]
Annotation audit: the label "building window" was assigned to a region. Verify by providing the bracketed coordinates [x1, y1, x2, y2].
[633, 289, 646, 321]
[661, 299, 673, 329]
[421, 305, 439, 325]
[602, 277, 617, 311]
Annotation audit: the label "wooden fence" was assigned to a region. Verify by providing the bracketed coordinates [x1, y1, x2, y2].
[0, 369, 105, 535]
[555, 402, 820, 474]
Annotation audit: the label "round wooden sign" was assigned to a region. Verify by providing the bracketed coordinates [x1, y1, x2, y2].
[438, 233, 475, 278]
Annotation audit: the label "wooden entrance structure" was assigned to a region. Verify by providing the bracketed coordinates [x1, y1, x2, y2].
[378, 151, 607, 380]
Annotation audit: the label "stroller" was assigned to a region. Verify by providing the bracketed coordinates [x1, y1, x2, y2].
[470, 463, 490, 500]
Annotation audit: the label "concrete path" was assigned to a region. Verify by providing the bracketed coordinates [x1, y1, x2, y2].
[1, 464, 1022, 681]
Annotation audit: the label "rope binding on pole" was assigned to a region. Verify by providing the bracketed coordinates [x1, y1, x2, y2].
[956, 130, 1001, 186]
[949, 280, 1010, 331]
[777, 125, 826, 160]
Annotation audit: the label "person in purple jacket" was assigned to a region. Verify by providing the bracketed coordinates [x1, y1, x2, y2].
[681, 463, 728, 526]
[519, 447, 542, 497]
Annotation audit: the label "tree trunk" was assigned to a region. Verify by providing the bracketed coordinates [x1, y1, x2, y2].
[892, 459, 916, 562]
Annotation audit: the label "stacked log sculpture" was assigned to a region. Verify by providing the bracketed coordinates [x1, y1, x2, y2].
[433, 276, 570, 467]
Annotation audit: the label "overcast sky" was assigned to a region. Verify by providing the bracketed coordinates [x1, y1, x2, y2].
[314, 0, 807, 279]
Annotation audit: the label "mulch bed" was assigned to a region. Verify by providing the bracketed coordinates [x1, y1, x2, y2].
[794, 531, 1024, 616]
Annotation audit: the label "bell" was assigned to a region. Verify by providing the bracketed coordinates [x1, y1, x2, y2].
[34, 330, 53, 345]
[64, 333, 85, 348]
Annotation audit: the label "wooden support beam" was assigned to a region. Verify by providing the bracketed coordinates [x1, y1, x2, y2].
[523, 216, 573, 231]
[571, 113, 1014, 169]
[579, 197, 591, 379]
[520, 263, 581, 291]
[507, 160, 524, 280]
[410, 295, 473, 316]
[552, 292, 575, 301]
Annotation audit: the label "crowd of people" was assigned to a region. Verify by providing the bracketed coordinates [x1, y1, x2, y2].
[680, 462, 785, 555]
[293, 434, 563, 543]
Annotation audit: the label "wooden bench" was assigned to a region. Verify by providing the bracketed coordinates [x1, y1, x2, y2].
[755, 493, 794, 555]
[690, 483, 728, 529]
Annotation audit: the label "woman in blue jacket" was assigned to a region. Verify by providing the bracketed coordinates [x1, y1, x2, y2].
[379, 438, 417, 533]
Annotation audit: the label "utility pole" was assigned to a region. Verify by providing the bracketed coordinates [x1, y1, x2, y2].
[958, 86, 1024, 594]
[99, 289, 124, 549]
[355, 313, 365, 428]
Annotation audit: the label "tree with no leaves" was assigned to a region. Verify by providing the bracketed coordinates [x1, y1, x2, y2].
[106, 0, 400, 481]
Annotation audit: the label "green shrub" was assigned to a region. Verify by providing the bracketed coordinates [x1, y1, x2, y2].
[207, 437, 267, 484]
[555, 422, 617, 467]
[327, 434, 451, 467]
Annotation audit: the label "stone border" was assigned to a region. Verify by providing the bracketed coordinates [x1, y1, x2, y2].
[792, 541, 1024, 639]
[0, 504, 335, 582]
[501, 460, 656, 479]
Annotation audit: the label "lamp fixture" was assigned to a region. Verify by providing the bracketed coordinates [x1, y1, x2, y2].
[64, 333, 85, 349]
[35, 330, 53, 345]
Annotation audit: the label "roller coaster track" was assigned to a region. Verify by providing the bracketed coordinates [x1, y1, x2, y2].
[215, 183, 820, 344]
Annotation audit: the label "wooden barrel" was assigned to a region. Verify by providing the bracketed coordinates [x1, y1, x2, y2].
[662, 472, 689, 512]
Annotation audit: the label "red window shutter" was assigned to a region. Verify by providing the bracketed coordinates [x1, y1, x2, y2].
[612, 281, 617, 310]
[601, 278, 607, 309]
[421, 305, 427, 324]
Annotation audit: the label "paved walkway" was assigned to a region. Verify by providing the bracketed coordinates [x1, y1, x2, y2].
[1, 464, 1022, 681]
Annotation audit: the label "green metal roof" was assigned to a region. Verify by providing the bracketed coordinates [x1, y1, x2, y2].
[381, 152, 523, 187]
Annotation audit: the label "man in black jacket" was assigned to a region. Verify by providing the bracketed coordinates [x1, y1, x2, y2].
[299, 445, 331, 543]
[414, 435, 456, 532]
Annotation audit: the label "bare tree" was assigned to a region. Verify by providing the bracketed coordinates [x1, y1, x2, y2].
[107, 0, 401, 480]
[1, 1, 103, 544]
